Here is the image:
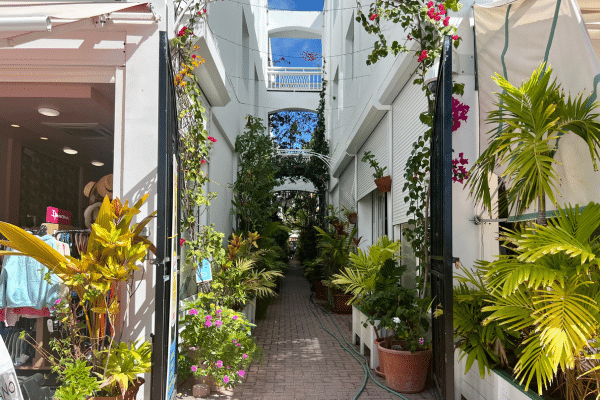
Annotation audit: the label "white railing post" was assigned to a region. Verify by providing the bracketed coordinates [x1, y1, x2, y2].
[266, 66, 322, 91]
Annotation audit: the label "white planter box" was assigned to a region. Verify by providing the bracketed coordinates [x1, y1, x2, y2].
[242, 297, 256, 326]
[454, 350, 544, 400]
[351, 305, 390, 370]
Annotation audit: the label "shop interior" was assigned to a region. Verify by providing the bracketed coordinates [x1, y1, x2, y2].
[0, 81, 115, 394]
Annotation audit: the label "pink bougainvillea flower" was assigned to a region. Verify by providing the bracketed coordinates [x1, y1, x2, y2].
[417, 50, 428, 63]
[216, 360, 223, 368]
[223, 375, 229, 384]
[227, 366, 231, 369]
[438, 3, 445, 11]
[427, 1, 434, 7]
[443, 16, 450, 26]
[189, 308, 198, 315]
[180, 238, 186, 247]
[427, 8, 436, 19]
[238, 370, 245, 377]
[242, 354, 248, 359]
[419, 337, 425, 346]
[232, 315, 238, 320]
[191, 365, 198, 372]
[452, 35, 459, 41]
[233, 339, 237, 343]
[407, 34, 412, 40]
[192, 54, 197, 59]
[205, 320, 212, 327]
[216, 308, 222, 314]
[434, 14, 442, 21]
[215, 320, 223, 327]
[236, 343, 242, 347]
[201, 159, 206, 164]
[208, 136, 217, 143]
[55, 299, 61, 305]
[203, 8, 207, 13]
[370, 13, 378, 21]
[177, 26, 188, 37]
[206, 315, 212, 320]
[452, 97, 470, 132]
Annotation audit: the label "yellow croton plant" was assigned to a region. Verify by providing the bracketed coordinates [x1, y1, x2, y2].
[0, 194, 156, 346]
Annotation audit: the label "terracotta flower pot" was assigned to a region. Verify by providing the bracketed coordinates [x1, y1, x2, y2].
[333, 293, 352, 314]
[377, 342, 431, 393]
[374, 175, 392, 193]
[313, 281, 328, 301]
[374, 338, 385, 377]
[88, 378, 145, 400]
[348, 212, 358, 225]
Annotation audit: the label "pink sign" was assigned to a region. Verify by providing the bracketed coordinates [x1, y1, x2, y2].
[46, 206, 72, 225]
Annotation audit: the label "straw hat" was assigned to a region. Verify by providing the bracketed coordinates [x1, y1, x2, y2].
[83, 181, 96, 198]
[96, 174, 113, 198]
[83, 174, 113, 201]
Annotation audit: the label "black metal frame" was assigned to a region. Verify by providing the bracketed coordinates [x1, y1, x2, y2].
[430, 35, 454, 400]
[151, 31, 181, 400]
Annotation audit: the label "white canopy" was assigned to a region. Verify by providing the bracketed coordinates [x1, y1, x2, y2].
[474, 0, 600, 208]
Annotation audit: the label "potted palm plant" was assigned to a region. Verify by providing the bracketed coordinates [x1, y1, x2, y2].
[314, 218, 358, 314]
[361, 151, 391, 193]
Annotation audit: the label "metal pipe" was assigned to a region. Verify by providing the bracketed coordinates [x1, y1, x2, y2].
[0, 16, 51, 32]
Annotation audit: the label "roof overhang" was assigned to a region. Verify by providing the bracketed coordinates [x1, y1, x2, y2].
[191, 21, 231, 107]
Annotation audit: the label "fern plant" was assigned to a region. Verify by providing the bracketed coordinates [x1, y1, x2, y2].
[478, 202, 600, 397]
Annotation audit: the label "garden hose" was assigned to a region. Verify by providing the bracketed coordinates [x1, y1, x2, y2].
[308, 294, 411, 400]
[307, 293, 369, 400]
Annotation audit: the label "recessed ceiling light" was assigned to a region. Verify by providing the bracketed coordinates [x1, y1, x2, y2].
[40, 137, 48, 140]
[38, 107, 60, 117]
[10, 124, 19, 128]
[91, 160, 104, 167]
[63, 147, 77, 155]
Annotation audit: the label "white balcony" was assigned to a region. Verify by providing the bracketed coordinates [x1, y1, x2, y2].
[267, 66, 322, 91]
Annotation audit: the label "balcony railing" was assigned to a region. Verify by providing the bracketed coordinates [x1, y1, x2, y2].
[267, 66, 322, 91]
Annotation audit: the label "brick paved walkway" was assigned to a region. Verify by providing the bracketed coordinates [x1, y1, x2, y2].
[178, 259, 436, 400]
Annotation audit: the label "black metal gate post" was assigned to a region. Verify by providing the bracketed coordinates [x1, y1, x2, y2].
[151, 31, 181, 400]
[429, 35, 454, 400]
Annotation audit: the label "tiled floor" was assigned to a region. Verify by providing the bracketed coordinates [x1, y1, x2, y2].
[177, 260, 436, 400]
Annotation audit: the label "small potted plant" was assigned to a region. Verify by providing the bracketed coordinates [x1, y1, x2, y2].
[361, 151, 391, 193]
[377, 290, 432, 393]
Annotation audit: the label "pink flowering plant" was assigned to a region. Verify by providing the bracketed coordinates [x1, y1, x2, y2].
[179, 292, 260, 388]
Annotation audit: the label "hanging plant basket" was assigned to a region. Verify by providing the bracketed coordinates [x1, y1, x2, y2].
[375, 175, 392, 193]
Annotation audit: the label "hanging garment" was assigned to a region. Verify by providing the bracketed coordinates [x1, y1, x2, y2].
[0, 235, 61, 309]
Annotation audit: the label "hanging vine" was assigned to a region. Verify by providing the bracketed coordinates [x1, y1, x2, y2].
[172, 0, 226, 274]
[357, 0, 465, 296]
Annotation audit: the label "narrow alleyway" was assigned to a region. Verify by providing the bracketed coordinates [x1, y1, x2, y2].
[179, 260, 436, 400]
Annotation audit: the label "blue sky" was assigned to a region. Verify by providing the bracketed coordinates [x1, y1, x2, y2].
[268, 0, 323, 11]
[270, 38, 322, 68]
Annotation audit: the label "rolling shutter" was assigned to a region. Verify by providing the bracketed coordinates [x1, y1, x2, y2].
[392, 80, 428, 225]
[357, 117, 388, 200]
[339, 162, 355, 212]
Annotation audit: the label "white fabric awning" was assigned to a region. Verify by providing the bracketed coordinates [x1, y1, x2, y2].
[0, 2, 158, 47]
[0, 2, 153, 19]
[474, 0, 600, 208]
